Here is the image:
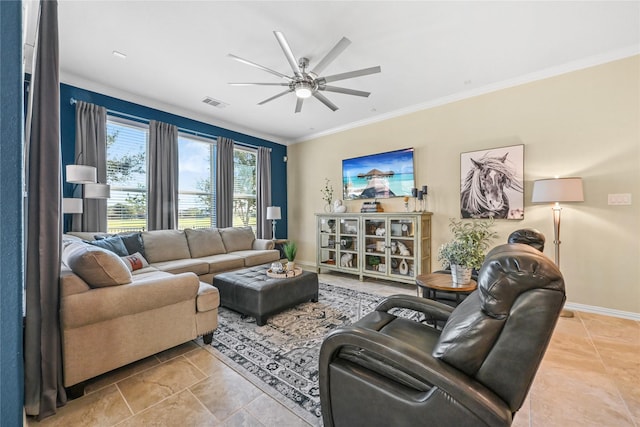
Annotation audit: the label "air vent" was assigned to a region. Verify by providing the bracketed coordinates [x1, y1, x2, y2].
[202, 96, 229, 109]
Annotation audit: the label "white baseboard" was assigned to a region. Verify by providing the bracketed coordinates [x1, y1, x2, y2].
[564, 302, 640, 321]
[302, 261, 640, 321]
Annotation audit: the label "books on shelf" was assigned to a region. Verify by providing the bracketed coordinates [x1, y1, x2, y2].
[360, 201, 384, 213]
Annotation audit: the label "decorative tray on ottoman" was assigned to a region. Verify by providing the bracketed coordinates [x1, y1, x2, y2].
[266, 267, 303, 278]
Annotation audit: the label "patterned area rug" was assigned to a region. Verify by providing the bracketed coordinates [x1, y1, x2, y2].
[209, 282, 395, 425]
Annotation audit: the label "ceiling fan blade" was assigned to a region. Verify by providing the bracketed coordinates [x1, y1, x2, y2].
[295, 97, 304, 113]
[320, 66, 381, 84]
[258, 89, 293, 105]
[313, 92, 339, 112]
[228, 54, 292, 81]
[310, 37, 351, 76]
[274, 31, 302, 78]
[320, 85, 371, 97]
[229, 82, 290, 86]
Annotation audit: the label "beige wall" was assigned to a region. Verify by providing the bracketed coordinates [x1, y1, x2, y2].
[287, 55, 640, 315]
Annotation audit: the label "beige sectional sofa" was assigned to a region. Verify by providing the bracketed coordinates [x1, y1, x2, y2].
[60, 226, 279, 389]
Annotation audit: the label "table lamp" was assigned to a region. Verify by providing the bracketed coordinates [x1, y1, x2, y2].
[266, 206, 281, 240]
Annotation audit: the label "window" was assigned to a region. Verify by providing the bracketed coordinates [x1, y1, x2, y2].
[105, 117, 258, 233]
[177, 136, 258, 231]
[106, 118, 148, 233]
[178, 135, 215, 229]
[233, 146, 257, 230]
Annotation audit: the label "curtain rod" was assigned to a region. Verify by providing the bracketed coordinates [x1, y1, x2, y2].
[69, 97, 270, 151]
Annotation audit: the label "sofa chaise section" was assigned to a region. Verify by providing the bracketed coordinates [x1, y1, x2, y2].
[60, 240, 219, 388]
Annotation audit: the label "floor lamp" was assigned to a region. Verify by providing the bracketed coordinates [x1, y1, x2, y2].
[532, 177, 584, 317]
[266, 206, 281, 240]
[64, 164, 111, 230]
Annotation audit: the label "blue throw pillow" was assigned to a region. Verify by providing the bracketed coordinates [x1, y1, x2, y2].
[118, 232, 146, 257]
[86, 235, 128, 257]
[95, 232, 145, 257]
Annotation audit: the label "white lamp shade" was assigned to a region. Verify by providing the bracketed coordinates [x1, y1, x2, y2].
[62, 198, 83, 214]
[532, 178, 584, 203]
[84, 183, 111, 199]
[66, 164, 97, 184]
[266, 206, 281, 220]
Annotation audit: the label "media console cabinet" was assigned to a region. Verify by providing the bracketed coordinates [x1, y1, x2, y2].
[316, 212, 432, 285]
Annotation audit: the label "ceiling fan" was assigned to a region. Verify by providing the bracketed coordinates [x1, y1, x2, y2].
[228, 31, 381, 113]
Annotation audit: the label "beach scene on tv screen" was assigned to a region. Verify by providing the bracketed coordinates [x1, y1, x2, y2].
[342, 148, 415, 200]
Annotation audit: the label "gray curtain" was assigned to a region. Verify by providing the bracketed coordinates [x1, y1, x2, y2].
[24, 0, 67, 419]
[71, 100, 107, 232]
[148, 120, 178, 230]
[215, 137, 234, 228]
[256, 147, 272, 239]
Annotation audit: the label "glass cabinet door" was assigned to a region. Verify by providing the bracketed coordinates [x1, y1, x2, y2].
[318, 216, 338, 267]
[363, 217, 387, 275]
[388, 217, 417, 278]
[337, 217, 359, 271]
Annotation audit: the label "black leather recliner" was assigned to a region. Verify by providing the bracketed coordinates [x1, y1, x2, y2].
[319, 243, 565, 427]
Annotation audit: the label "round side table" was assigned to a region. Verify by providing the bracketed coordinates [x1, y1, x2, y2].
[415, 273, 477, 305]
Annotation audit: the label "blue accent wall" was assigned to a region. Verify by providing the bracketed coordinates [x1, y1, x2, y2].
[60, 84, 288, 237]
[0, 1, 24, 424]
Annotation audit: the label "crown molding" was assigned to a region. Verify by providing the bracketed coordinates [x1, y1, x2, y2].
[294, 46, 640, 144]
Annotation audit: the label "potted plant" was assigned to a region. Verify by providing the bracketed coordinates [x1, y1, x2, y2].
[367, 255, 381, 271]
[437, 219, 497, 285]
[283, 241, 297, 271]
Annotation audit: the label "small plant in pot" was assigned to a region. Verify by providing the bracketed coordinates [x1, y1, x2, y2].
[437, 219, 497, 285]
[283, 241, 297, 271]
[367, 255, 381, 271]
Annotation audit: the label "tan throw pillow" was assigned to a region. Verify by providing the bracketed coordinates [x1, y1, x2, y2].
[220, 227, 255, 252]
[66, 244, 132, 288]
[185, 228, 226, 257]
[120, 252, 150, 272]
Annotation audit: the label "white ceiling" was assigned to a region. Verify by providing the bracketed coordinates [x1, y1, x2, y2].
[33, 1, 640, 144]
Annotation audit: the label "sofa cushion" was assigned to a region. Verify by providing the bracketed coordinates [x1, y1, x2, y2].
[121, 252, 150, 272]
[64, 242, 132, 288]
[229, 249, 280, 267]
[142, 230, 191, 263]
[198, 253, 246, 274]
[185, 228, 226, 258]
[131, 268, 171, 280]
[150, 258, 210, 275]
[61, 272, 200, 329]
[86, 235, 129, 257]
[220, 227, 255, 252]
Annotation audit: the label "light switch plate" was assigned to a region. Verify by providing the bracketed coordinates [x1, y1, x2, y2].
[608, 193, 632, 205]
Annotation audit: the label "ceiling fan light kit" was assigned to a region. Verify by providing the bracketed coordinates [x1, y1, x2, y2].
[294, 81, 313, 99]
[229, 31, 381, 113]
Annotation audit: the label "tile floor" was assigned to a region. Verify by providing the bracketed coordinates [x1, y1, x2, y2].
[28, 272, 639, 426]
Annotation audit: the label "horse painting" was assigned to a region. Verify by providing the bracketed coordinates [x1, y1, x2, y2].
[460, 152, 523, 219]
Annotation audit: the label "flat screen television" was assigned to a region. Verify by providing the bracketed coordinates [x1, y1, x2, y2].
[342, 148, 415, 200]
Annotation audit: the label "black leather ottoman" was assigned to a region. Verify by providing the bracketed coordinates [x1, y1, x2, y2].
[214, 264, 319, 326]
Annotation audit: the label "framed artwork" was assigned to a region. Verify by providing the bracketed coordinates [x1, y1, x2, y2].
[460, 144, 524, 220]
